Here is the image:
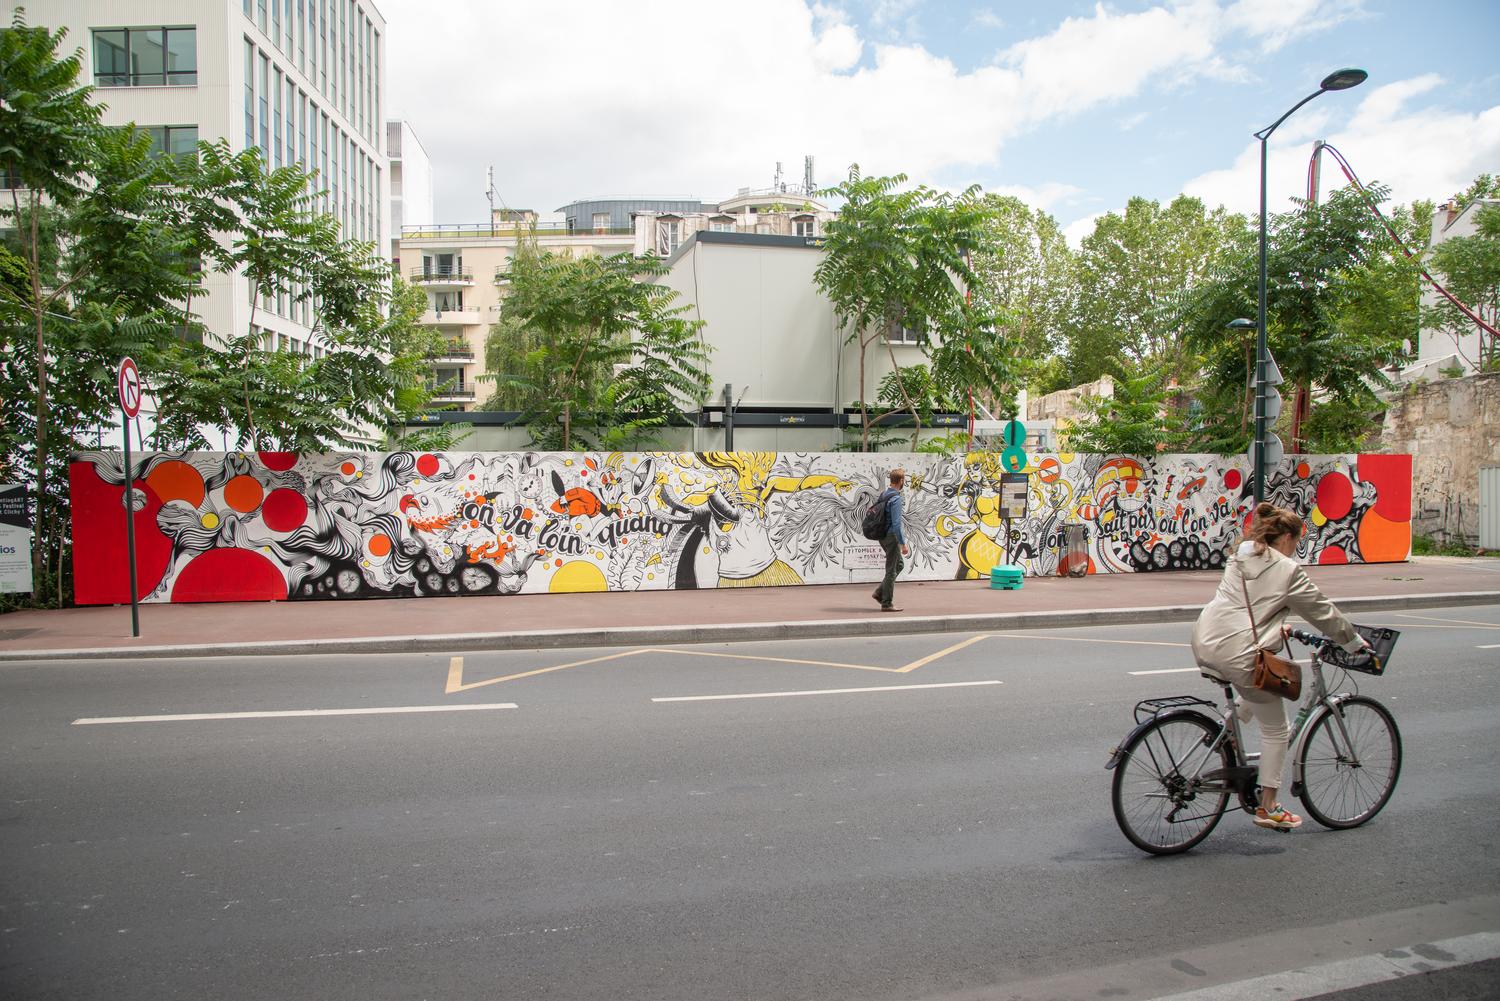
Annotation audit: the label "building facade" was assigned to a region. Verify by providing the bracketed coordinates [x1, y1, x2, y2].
[43, 0, 388, 358]
[1411, 197, 1499, 378]
[400, 190, 837, 413]
[386, 118, 432, 265]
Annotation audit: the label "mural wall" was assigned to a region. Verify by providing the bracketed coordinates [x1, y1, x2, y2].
[69, 450, 1412, 604]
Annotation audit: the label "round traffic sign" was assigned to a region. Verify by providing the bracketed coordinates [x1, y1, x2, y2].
[117, 357, 142, 418]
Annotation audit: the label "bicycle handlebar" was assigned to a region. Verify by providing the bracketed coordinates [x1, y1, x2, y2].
[1286, 627, 1329, 647]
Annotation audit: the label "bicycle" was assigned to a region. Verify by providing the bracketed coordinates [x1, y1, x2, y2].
[1106, 625, 1402, 855]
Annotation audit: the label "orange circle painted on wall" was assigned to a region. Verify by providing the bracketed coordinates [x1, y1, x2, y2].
[1358, 510, 1409, 563]
[1297, 462, 1311, 478]
[368, 534, 392, 557]
[146, 460, 205, 507]
[340, 461, 357, 476]
[224, 474, 264, 513]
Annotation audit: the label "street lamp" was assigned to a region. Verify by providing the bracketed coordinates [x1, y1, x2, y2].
[1249, 68, 1367, 502]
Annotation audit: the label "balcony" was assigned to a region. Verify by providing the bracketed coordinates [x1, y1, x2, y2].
[428, 346, 475, 363]
[404, 222, 635, 239]
[429, 387, 477, 405]
[420, 308, 482, 326]
[409, 268, 474, 287]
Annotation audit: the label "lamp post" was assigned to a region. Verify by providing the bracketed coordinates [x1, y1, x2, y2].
[1249, 68, 1367, 502]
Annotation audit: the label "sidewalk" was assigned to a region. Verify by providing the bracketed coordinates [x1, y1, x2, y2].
[2, 557, 1497, 661]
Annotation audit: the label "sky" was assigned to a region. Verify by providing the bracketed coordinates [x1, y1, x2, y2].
[381, 0, 1500, 244]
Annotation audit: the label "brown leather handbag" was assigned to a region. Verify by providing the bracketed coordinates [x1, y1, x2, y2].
[1240, 575, 1302, 700]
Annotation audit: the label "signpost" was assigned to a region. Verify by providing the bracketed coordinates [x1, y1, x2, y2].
[0, 483, 32, 595]
[999, 472, 1029, 566]
[118, 357, 142, 637]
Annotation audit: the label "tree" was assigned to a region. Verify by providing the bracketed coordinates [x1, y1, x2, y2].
[1064, 196, 1251, 388]
[1422, 197, 1500, 371]
[1181, 183, 1418, 454]
[968, 195, 1072, 403]
[488, 240, 712, 450]
[814, 169, 1005, 449]
[1061, 369, 1189, 454]
[0, 16, 461, 608]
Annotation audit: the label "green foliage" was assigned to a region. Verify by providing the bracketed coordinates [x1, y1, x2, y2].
[969, 195, 1071, 402]
[1064, 196, 1251, 388]
[1061, 370, 1189, 455]
[1422, 193, 1500, 371]
[0, 17, 456, 609]
[488, 241, 712, 450]
[1298, 398, 1379, 454]
[814, 168, 1005, 449]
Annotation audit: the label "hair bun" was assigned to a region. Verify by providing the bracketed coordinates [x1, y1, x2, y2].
[1255, 501, 1275, 518]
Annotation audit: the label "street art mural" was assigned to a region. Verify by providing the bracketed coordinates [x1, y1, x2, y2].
[69, 450, 1412, 604]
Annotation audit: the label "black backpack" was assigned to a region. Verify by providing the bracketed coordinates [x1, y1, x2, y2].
[861, 491, 892, 540]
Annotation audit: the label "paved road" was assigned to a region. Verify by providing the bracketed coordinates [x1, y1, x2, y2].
[2, 605, 1498, 1000]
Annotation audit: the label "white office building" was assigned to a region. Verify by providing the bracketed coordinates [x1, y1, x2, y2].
[42, 0, 388, 357]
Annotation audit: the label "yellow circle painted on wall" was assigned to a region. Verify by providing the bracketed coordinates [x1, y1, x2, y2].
[548, 561, 607, 593]
[200, 512, 220, 529]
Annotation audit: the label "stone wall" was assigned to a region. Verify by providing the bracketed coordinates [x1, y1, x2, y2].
[1380, 371, 1500, 544]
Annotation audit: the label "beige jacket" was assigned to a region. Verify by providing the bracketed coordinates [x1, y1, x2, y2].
[1191, 543, 1359, 682]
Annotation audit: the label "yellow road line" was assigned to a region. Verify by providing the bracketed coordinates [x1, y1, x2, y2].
[896, 633, 993, 673]
[445, 650, 645, 693]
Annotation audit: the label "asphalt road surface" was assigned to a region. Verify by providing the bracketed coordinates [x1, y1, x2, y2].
[3, 603, 1498, 1000]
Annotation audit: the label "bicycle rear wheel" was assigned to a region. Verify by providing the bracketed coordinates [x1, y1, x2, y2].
[1295, 696, 1401, 829]
[1111, 713, 1232, 855]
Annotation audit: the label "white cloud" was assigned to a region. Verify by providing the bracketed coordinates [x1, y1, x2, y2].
[1062, 211, 1105, 248]
[379, 0, 1390, 221]
[1181, 77, 1500, 217]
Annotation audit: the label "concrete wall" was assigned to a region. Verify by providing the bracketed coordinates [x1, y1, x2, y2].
[1380, 370, 1500, 544]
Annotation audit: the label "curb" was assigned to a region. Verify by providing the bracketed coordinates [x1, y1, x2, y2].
[3, 590, 1496, 663]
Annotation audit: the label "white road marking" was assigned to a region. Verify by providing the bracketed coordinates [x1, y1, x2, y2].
[1128, 667, 1201, 676]
[73, 703, 518, 725]
[652, 679, 1002, 704]
[989, 632, 1190, 648]
[1146, 930, 1500, 1001]
[1479, 643, 1500, 649]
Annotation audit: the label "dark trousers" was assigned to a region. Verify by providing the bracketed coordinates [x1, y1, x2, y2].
[876, 534, 904, 608]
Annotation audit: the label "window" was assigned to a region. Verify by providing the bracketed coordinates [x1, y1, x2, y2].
[93, 27, 196, 86]
[298, 91, 307, 167]
[656, 219, 681, 255]
[258, 54, 270, 157]
[297, 0, 306, 68]
[284, 76, 296, 169]
[243, 40, 255, 151]
[141, 125, 198, 159]
[793, 216, 816, 237]
[258, 0, 267, 34]
[273, 67, 283, 167]
[709, 216, 733, 232]
[592, 212, 610, 233]
[887, 323, 924, 345]
[272, 0, 281, 48]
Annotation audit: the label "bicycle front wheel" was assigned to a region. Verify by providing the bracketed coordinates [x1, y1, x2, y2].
[1296, 696, 1402, 830]
[1111, 713, 1231, 855]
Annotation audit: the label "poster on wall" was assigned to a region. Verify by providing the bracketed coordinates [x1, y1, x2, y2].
[0, 483, 33, 594]
[67, 449, 1413, 605]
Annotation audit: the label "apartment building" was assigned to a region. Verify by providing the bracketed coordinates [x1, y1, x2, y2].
[400, 189, 837, 411]
[42, 0, 388, 357]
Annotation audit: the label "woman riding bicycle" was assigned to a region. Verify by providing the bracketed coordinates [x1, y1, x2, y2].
[1191, 502, 1369, 832]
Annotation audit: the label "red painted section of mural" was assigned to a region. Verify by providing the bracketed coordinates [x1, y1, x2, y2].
[69, 462, 174, 606]
[170, 548, 287, 603]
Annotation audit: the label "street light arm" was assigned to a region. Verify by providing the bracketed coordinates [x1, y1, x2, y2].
[1253, 88, 1326, 141]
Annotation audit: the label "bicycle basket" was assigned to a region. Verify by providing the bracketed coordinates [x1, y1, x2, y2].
[1327, 625, 1399, 675]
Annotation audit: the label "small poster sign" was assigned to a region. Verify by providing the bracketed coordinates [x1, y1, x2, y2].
[0, 483, 33, 594]
[999, 473, 1029, 521]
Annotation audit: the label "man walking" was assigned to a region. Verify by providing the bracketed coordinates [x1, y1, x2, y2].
[871, 468, 910, 612]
